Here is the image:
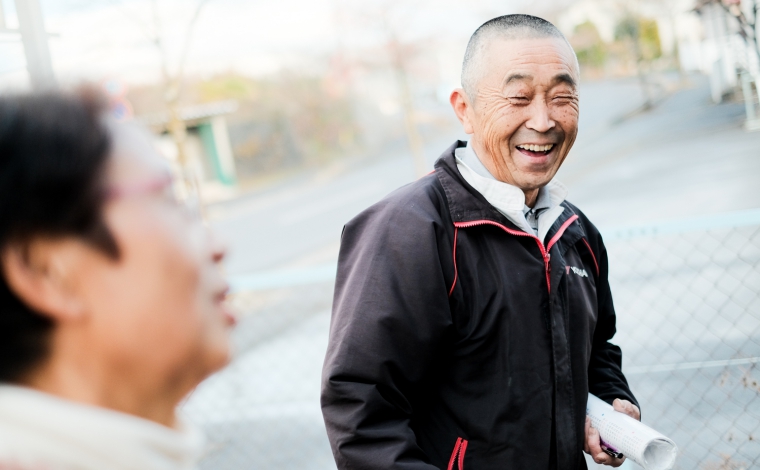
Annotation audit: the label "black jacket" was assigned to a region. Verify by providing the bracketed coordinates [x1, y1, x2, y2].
[321, 141, 637, 470]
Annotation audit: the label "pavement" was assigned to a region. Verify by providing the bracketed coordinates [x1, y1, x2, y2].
[181, 74, 760, 469]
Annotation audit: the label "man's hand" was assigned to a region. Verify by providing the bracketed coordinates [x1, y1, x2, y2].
[584, 399, 641, 467]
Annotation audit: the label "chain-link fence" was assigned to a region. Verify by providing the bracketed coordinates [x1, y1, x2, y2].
[182, 209, 760, 470]
[600, 209, 760, 470]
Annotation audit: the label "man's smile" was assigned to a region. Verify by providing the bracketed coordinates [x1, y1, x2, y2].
[516, 143, 555, 157]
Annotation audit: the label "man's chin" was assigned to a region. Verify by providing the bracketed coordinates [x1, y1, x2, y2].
[512, 172, 556, 192]
[511, 166, 556, 187]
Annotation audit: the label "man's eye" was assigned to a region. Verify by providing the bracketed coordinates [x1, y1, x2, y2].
[508, 96, 530, 102]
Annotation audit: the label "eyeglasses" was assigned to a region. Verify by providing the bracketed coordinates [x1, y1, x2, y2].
[106, 172, 203, 221]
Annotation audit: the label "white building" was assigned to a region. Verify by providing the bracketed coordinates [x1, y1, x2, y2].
[693, 0, 760, 109]
[556, 0, 759, 127]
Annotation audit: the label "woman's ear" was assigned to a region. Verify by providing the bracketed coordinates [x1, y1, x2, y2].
[449, 88, 475, 135]
[1, 239, 86, 322]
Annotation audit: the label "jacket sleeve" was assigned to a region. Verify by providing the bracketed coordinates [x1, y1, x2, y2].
[320, 199, 453, 470]
[586, 232, 639, 410]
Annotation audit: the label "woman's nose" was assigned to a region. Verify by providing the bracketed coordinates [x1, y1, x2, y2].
[208, 229, 227, 264]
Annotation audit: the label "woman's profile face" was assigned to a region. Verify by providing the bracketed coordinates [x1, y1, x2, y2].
[74, 122, 234, 396]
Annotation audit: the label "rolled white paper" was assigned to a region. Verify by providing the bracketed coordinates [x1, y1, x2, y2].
[586, 394, 677, 470]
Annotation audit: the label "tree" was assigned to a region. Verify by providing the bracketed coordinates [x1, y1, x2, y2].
[153, 0, 210, 198]
[112, 0, 211, 198]
[615, 14, 662, 108]
[337, 0, 432, 177]
[571, 21, 607, 69]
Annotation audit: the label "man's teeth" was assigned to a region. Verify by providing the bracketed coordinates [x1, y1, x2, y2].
[518, 144, 554, 152]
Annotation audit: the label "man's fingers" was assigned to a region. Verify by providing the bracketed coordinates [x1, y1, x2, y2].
[587, 426, 628, 467]
[613, 398, 641, 421]
[586, 424, 612, 464]
[588, 400, 638, 466]
[593, 453, 611, 464]
[609, 457, 626, 468]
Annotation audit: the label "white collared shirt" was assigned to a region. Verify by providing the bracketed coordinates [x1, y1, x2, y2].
[455, 141, 568, 243]
[0, 385, 205, 470]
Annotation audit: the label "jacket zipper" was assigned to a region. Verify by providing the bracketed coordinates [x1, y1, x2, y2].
[454, 220, 551, 291]
[447, 437, 468, 470]
[453, 215, 579, 293]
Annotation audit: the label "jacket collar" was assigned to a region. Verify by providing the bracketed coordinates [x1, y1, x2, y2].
[435, 141, 509, 225]
[455, 141, 568, 214]
[434, 141, 587, 247]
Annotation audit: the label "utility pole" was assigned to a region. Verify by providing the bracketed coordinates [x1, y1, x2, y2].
[0, 2, 7, 29]
[389, 39, 427, 177]
[14, 0, 55, 90]
[382, 17, 427, 178]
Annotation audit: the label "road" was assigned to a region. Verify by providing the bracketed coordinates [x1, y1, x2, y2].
[208, 74, 760, 275]
[182, 74, 760, 469]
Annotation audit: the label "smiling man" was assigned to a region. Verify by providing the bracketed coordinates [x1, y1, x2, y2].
[322, 15, 639, 470]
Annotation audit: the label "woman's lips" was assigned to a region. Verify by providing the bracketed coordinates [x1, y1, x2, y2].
[215, 285, 237, 326]
[221, 304, 237, 326]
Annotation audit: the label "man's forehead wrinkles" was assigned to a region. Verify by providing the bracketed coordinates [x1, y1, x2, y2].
[498, 57, 575, 76]
[498, 46, 577, 70]
[477, 84, 505, 100]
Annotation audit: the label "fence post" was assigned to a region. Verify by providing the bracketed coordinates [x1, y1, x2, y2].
[741, 71, 760, 131]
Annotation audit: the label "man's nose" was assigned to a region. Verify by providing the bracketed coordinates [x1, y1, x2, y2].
[525, 99, 555, 133]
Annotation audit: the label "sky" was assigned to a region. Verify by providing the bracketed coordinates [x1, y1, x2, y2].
[0, 0, 533, 90]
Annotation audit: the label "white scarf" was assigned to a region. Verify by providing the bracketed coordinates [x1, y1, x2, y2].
[0, 385, 205, 470]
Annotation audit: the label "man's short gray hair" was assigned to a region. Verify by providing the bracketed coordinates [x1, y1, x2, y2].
[461, 14, 574, 99]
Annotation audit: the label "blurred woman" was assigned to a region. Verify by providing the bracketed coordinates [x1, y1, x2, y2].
[0, 90, 235, 469]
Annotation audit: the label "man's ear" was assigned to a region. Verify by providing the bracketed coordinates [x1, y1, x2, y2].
[1, 239, 86, 322]
[449, 88, 475, 135]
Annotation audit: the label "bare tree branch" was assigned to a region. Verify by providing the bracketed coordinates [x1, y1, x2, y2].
[705, 0, 760, 63]
[176, 0, 211, 86]
[150, 0, 172, 86]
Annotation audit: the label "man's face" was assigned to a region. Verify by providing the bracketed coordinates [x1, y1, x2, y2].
[459, 36, 580, 190]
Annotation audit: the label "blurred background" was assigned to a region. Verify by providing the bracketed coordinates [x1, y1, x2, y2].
[1, 0, 759, 468]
